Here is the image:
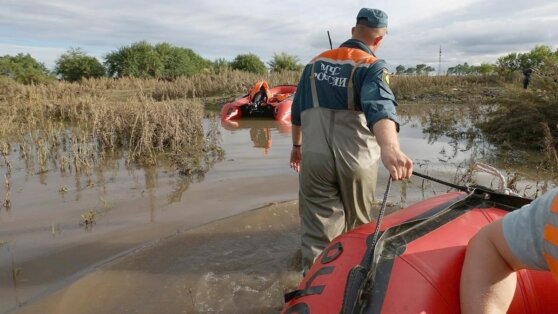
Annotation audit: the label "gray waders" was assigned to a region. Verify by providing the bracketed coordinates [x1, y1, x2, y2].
[299, 63, 381, 269]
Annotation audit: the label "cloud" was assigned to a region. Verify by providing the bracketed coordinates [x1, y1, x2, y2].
[377, 0, 558, 68]
[0, 44, 66, 68]
[1, 0, 557, 70]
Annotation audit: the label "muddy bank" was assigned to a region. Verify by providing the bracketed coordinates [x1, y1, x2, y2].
[18, 201, 302, 314]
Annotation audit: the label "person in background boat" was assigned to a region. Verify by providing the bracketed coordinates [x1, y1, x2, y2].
[248, 81, 271, 109]
[289, 8, 413, 270]
[460, 187, 558, 313]
[523, 67, 534, 89]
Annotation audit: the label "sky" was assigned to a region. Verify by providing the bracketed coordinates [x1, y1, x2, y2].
[1, 0, 557, 72]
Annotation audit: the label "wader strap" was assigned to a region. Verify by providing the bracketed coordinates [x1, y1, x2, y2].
[310, 63, 320, 108]
[347, 62, 362, 111]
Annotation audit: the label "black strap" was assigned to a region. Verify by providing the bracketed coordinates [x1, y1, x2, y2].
[412, 170, 470, 192]
[284, 286, 325, 303]
[284, 266, 335, 302]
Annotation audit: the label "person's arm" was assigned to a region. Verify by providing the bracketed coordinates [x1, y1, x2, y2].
[461, 188, 558, 314]
[290, 125, 302, 172]
[289, 65, 310, 173]
[360, 61, 412, 180]
[460, 219, 524, 314]
[372, 119, 412, 180]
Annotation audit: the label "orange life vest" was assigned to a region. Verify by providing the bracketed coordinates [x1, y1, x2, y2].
[248, 81, 272, 103]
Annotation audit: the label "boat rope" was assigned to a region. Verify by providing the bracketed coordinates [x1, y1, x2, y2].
[472, 163, 519, 196]
[370, 176, 392, 248]
[370, 166, 519, 247]
[413, 164, 519, 196]
[371, 171, 465, 248]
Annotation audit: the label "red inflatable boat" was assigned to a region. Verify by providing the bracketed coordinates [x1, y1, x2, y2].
[282, 187, 558, 313]
[220, 81, 296, 122]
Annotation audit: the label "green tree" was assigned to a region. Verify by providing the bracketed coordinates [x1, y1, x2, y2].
[404, 67, 416, 75]
[268, 52, 303, 72]
[395, 65, 405, 75]
[523, 45, 555, 69]
[496, 52, 521, 74]
[231, 53, 267, 74]
[105, 41, 210, 79]
[415, 64, 427, 75]
[426, 66, 435, 74]
[496, 46, 556, 75]
[154, 43, 211, 78]
[449, 63, 471, 75]
[212, 58, 231, 74]
[54, 48, 105, 82]
[415, 65, 435, 75]
[105, 41, 162, 78]
[478, 63, 495, 75]
[0, 53, 53, 84]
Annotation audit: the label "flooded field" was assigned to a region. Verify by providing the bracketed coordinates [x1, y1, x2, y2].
[1, 104, 557, 313]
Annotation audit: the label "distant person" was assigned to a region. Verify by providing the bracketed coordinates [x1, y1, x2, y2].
[460, 187, 558, 314]
[289, 8, 413, 271]
[523, 67, 534, 89]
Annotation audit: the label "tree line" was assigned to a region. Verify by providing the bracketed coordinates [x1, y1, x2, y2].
[0, 41, 303, 84]
[2, 42, 557, 84]
[394, 45, 558, 76]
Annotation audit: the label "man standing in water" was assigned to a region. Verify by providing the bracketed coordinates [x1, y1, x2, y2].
[289, 8, 413, 270]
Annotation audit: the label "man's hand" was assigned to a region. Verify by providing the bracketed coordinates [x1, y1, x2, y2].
[380, 146, 413, 180]
[290, 147, 301, 172]
[290, 125, 302, 173]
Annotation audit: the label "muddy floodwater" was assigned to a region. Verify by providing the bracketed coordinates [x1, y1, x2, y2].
[1, 106, 556, 313]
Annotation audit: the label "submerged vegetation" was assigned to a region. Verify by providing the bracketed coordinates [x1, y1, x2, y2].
[0, 70, 300, 187]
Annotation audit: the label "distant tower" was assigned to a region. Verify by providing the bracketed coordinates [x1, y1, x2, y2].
[438, 45, 442, 75]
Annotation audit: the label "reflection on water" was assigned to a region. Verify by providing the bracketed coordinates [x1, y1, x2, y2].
[221, 119, 291, 156]
[220, 107, 557, 196]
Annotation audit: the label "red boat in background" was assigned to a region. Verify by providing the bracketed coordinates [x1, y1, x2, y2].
[220, 81, 296, 122]
[282, 187, 558, 313]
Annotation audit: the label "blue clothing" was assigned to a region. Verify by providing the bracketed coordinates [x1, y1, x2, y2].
[502, 188, 558, 271]
[291, 39, 400, 132]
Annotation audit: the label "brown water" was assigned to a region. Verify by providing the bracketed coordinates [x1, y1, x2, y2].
[1, 109, 555, 313]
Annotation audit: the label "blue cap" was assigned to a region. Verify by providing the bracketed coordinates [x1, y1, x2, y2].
[356, 8, 388, 28]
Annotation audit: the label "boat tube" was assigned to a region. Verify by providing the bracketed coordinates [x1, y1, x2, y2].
[282, 187, 558, 313]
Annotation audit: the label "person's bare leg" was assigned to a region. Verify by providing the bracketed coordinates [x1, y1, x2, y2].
[460, 219, 527, 314]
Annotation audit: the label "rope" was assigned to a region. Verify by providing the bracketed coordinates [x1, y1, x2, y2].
[370, 176, 392, 249]
[472, 163, 519, 196]
[370, 165, 516, 250]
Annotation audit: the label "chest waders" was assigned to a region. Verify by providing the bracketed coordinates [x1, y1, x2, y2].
[299, 61, 381, 268]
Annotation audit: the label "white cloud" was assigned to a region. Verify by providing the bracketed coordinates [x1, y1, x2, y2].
[0, 44, 67, 69]
[1, 0, 557, 70]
